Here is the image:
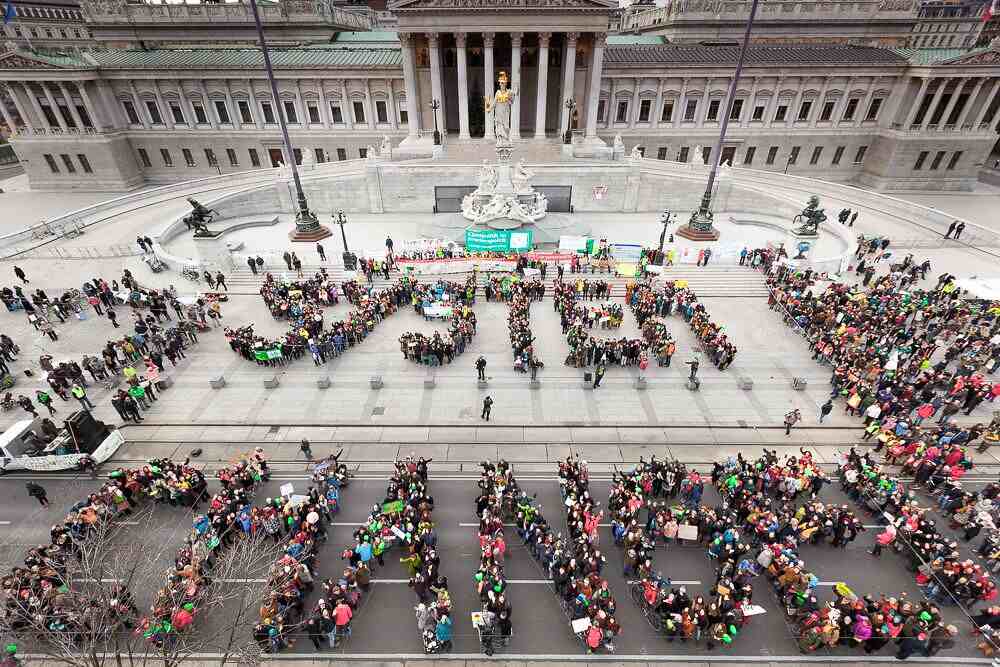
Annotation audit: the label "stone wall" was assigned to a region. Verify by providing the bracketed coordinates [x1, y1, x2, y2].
[10, 132, 143, 191]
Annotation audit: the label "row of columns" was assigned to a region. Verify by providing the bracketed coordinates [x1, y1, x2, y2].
[1, 81, 101, 133]
[399, 31, 605, 141]
[902, 75, 999, 131]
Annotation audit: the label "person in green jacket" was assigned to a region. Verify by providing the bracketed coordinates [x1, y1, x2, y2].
[35, 390, 56, 416]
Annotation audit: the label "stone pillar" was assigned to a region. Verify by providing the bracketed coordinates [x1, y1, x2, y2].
[483, 32, 495, 140]
[58, 83, 85, 129]
[973, 79, 1000, 129]
[832, 77, 853, 125]
[224, 80, 239, 130]
[534, 32, 551, 139]
[853, 77, 878, 128]
[741, 77, 757, 129]
[0, 93, 17, 133]
[808, 77, 827, 129]
[363, 79, 375, 129]
[44, 84, 70, 130]
[936, 76, 968, 131]
[585, 33, 606, 138]
[388, 78, 399, 131]
[785, 77, 804, 128]
[628, 77, 641, 129]
[510, 31, 522, 140]
[764, 77, 783, 128]
[153, 81, 174, 130]
[903, 77, 930, 128]
[96, 80, 125, 129]
[699, 77, 712, 126]
[651, 78, 663, 129]
[920, 78, 948, 130]
[77, 83, 102, 130]
[5, 84, 31, 131]
[428, 32, 444, 137]
[400, 33, 421, 137]
[318, 81, 331, 129]
[199, 80, 218, 130]
[249, 80, 263, 130]
[26, 84, 50, 130]
[456, 32, 471, 140]
[956, 78, 985, 129]
[674, 77, 688, 128]
[560, 32, 578, 137]
[341, 80, 354, 130]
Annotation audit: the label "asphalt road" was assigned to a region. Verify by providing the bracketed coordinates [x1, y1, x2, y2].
[0, 468, 990, 659]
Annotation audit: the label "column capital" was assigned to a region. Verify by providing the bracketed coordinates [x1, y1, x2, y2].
[538, 32, 552, 47]
[510, 32, 524, 47]
[427, 32, 440, 48]
[566, 31, 580, 43]
[592, 32, 607, 47]
[398, 32, 415, 47]
[455, 32, 467, 48]
[482, 31, 495, 47]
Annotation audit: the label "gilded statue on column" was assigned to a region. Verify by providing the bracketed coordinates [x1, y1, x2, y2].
[484, 70, 517, 145]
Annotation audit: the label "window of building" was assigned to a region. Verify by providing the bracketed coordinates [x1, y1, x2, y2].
[809, 146, 823, 165]
[684, 99, 697, 121]
[656, 147, 667, 160]
[398, 103, 408, 125]
[661, 101, 673, 123]
[76, 154, 92, 174]
[376, 100, 388, 124]
[615, 100, 628, 123]
[315, 148, 325, 164]
[160, 148, 173, 167]
[706, 99, 720, 121]
[214, 101, 231, 124]
[249, 148, 261, 167]
[678, 146, 689, 163]
[843, 98, 859, 121]
[729, 99, 743, 121]
[204, 149, 218, 167]
[638, 99, 652, 123]
[765, 146, 778, 165]
[307, 102, 321, 124]
[145, 101, 163, 125]
[596, 100, 607, 123]
[76, 105, 92, 128]
[170, 103, 185, 124]
[43, 154, 58, 174]
[797, 100, 812, 121]
[336, 148, 347, 161]
[774, 104, 788, 122]
[292, 148, 303, 165]
[701, 146, 711, 164]
[226, 148, 238, 167]
[58, 104, 76, 128]
[182, 148, 196, 167]
[947, 151, 962, 170]
[238, 101, 253, 124]
[358, 147, 368, 159]
[788, 146, 801, 165]
[865, 98, 883, 121]
[744, 146, 756, 165]
[330, 103, 344, 124]
[352, 101, 366, 124]
[282, 101, 298, 124]
[832, 145, 845, 165]
[853, 145, 868, 164]
[820, 100, 835, 122]
[752, 104, 765, 121]
[929, 150, 945, 170]
[136, 148, 151, 168]
[60, 154, 76, 173]
[192, 102, 208, 125]
[261, 102, 276, 124]
[38, 105, 58, 127]
[122, 100, 140, 125]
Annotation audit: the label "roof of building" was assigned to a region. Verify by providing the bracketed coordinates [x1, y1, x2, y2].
[889, 46, 987, 64]
[605, 44, 910, 66]
[86, 47, 402, 69]
[331, 30, 400, 43]
[607, 34, 667, 45]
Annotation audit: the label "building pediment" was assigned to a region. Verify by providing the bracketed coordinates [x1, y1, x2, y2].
[936, 48, 1000, 66]
[0, 50, 91, 71]
[389, 0, 615, 10]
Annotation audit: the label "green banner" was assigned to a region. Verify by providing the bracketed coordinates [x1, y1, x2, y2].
[382, 500, 405, 514]
[465, 229, 534, 253]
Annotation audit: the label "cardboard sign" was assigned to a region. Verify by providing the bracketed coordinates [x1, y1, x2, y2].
[571, 617, 591, 634]
[742, 604, 767, 616]
[382, 500, 405, 514]
[677, 524, 698, 541]
[716, 584, 731, 597]
[279, 482, 294, 497]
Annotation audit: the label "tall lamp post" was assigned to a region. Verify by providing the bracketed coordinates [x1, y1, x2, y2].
[333, 209, 355, 270]
[657, 209, 675, 264]
[563, 98, 577, 144]
[676, 0, 761, 242]
[430, 99, 441, 145]
[248, 0, 331, 243]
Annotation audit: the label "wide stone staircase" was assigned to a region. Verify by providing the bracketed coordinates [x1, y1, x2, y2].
[430, 136, 571, 163]
[223, 264, 770, 298]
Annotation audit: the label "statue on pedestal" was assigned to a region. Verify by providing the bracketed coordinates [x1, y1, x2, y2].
[692, 145, 705, 166]
[183, 197, 218, 237]
[484, 70, 517, 147]
[792, 195, 826, 237]
[477, 160, 498, 194]
[510, 159, 535, 193]
[629, 145, 643, 162]
[380, 135, 391, 155]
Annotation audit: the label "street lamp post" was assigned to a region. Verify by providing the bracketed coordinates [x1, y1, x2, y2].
[333, 209, 356, 270]
[657, 209, 674, 264]
[563, 98, 577, 144]
[676, 0, 761, 242]
[248, 0, 331, 243]
[430, 99, 441, 146]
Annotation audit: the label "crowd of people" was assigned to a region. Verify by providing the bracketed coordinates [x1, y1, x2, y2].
[554, 283, 647, 370]
[399, 279, 478, 366]
[472, 459, 517, 653]
[505, 279, 542, 376]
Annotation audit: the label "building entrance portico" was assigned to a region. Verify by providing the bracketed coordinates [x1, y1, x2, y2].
[392, 0, 615, 151]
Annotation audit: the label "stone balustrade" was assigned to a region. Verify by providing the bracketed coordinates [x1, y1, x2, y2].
[80, 0, 372, 29]
[622, 0, 916, 30]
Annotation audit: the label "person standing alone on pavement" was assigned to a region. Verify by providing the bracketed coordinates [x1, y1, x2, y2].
[215, 272, 228, 291]
[300, 438, 313, 461]
[317, 243, 326, 262]
[819, 398, 833, 423]
[955, 222, 965, 240]
[784, 409, 801, 436]
[476, 356, 487, 381]
[481, 396, 493, 421]
[593, 363, 606, 388]
[26, 481, 49, 507]
[13, 266, 28, 284]
[944, 220, 957, 239]
[70, 383, 95, 411]
[247, 256, 258, 275]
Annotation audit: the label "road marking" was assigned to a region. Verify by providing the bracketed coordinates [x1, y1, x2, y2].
[372, 578, 553, 584]
[219, 578, 266, 583]
[626, 580, 702, 585]
[78, 578, 122, 583]
[816, 581, 846, 586]
[862, 524, 883, 529]
[0, 521, 11, 525]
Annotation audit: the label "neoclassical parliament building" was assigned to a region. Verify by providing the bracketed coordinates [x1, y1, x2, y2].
[0, 0, 998, 192]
